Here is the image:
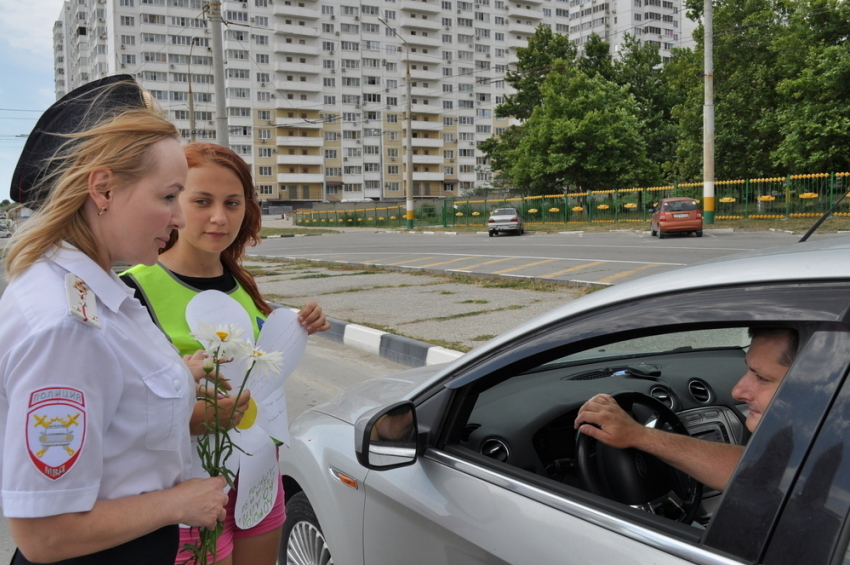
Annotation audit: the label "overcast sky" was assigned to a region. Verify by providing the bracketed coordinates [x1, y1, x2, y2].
[0, 0, 66, 203]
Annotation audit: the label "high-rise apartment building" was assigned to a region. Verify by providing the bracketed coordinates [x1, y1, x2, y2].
[53, 0, 693, 206]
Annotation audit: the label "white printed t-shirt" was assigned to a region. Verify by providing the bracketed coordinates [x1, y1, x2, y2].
[0, 244, 194, 518]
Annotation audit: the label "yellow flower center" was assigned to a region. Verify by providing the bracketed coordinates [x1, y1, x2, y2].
[236, 397, 258, 431]
[215, 331, 229, 340]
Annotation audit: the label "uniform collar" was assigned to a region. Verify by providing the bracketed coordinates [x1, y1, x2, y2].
[50, 243, 131, 314]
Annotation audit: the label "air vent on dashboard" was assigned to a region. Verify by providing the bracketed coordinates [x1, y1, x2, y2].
[649, 386, 677, 410]
[688, 379, 713, 403]
[480, 438, 511, 463]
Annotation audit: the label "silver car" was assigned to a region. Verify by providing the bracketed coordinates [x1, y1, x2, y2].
[487, 208, 524, 237]
[279, 236, 850, 565]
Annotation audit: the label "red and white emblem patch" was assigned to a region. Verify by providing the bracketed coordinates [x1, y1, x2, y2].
[26, 387, 86, 481]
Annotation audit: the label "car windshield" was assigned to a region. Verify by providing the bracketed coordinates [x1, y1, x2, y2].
[538, 327, 751, 368]
[662, 201, 699, 212]
[492, 209, 517, 215]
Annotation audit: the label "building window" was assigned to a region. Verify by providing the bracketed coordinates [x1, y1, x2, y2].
[258, 166, 273, 176]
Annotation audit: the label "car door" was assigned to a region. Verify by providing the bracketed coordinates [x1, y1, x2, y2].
[362, 282, 850, 565]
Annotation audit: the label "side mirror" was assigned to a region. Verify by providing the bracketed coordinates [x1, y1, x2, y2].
[354, 401, 418, 470]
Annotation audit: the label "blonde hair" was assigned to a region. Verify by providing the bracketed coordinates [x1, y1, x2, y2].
[5, 99, 178, 278]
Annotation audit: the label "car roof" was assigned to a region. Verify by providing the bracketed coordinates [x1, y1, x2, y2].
[660, 197, 698, 202]
[431, 235, 850, 380]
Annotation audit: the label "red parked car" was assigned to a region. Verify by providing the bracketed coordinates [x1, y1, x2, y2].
[651, 197, 703, 238]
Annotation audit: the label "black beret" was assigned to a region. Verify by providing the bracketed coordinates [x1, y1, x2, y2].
[11, 74, 151, 206]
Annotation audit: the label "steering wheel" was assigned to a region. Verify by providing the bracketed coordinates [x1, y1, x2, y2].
[575, 392, 702, 524]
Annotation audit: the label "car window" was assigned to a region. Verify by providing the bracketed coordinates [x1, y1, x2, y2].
[492, 209, 516, 215]
[452, 325, 750, 527]
[544, 328, 750, 366]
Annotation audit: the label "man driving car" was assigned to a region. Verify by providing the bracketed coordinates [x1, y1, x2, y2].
[574, 327, 798, 492]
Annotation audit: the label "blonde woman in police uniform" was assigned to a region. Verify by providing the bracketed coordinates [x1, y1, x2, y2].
[0, 77, 228, 565]
[122, 142, 330, 565]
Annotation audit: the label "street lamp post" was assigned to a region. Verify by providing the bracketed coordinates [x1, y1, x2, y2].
[703, 0, 715, 224]
[188, 38, 197, 142]
[378, 17, 415, 229]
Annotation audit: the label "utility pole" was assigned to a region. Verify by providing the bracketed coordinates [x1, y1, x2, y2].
[703, 0, 715, 224]
[379, 17, 415, 229]
[209, 1, 228, 147]
[188, 38, 196, 142]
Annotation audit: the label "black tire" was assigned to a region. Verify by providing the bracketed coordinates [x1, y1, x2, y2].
[651, 225, 657, 237]
[658, 230, 666, 239]
[696, 230, 703, 237]
[488, 230, 494, 237]
[280, 492, 334, 565]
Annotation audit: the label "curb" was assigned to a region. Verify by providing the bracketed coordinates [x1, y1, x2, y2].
[275, 305, 464, 368]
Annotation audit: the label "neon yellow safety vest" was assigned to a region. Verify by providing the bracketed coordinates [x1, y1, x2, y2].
[122, 263, 266, 357]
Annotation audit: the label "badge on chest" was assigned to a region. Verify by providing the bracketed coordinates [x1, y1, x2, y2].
[65, 273, 101, 328]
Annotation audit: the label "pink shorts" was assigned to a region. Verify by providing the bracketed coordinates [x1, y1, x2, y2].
[175, 476, 285, 563]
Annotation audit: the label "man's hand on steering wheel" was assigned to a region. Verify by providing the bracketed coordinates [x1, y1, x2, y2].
[574, 393, 647, 449]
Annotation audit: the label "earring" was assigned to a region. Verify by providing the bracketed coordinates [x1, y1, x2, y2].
[98, 207, 108, 216]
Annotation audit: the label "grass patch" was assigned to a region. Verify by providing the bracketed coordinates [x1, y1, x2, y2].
[427, 339, 471, 353]
[440, 291, 455, 295]
[459, 299, 488, 304]
[244, 266, 282, 277]
[472, 334, 496, 341]
[260, 227, 339, 236]
[403, 304, 526, 324]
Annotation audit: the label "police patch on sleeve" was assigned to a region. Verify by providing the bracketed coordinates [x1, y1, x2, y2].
[26, 387, 87, 480]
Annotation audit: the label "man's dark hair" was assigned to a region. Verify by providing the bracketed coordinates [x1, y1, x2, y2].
[748, 327, 799, 367]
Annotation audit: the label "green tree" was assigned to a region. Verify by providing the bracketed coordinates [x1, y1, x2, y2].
[772, 44, 850, 172]
[578, 34, 614, 80]
[506, 65, 655, 194]
[497, 26, 577, 121]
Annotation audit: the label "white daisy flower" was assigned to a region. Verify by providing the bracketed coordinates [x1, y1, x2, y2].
[246, 347, 284, 378]
[192, 320, 250, 359]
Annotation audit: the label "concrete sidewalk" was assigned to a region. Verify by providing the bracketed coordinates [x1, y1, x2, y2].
[250, 257, 587, 368]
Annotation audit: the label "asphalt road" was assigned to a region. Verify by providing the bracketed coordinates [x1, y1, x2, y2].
[253, 229, 827, 286]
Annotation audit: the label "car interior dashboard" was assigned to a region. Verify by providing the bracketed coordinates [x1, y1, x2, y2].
[458, 346, 750, 523]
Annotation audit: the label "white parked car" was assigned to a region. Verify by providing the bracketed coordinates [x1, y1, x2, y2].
[279, 235, 850, 565]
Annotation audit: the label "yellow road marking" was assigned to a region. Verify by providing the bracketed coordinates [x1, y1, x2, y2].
[598, 264, 661, 284]
[361, 255, 409, 264]
[449, 257, 516, 270]
[417, 256, 482, 268]
[540, 261, 607, 279]
[493, 259, 559, 274]
[383, 256, 437, 266]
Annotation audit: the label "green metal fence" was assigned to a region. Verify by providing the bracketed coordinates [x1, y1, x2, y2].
[293, 173, 850, 227]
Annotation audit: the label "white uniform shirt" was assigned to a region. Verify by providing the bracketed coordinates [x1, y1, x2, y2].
[0, 244, 194, 518]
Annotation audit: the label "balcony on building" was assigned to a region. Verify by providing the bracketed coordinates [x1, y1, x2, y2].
[411, 137, 443, 148]
[278, 81, 323, 93]
[411, 119, 440, 130]
[274, 42, 320, 56]
[275, 62, 322, 74]
[399, 0, 443, 14]
[407, 50, 439, 63]
[507, 21, 538, 34]
[507, 6, 544, 19]
[410, 86, 440, 97]
[400, 17, 443, 31]
[277, 154, 324, 165]
[274, 23, 321, 37]
[276, 97, 322, 110]
[277, 173, 325, 184]
[273, 4, 320, 19]
[406, 102, 439, 114]
[403, 34, 442, 48]
[274, 116, 324, 128]
[412, 154, 443, 165]
[507, 37, 529, 49]
[409, 69, 442, 81]
[277, 136, 325, 147]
